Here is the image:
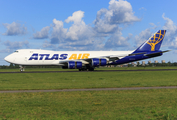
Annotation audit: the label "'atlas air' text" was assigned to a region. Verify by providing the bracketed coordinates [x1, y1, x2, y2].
[28, 53, 90, 60]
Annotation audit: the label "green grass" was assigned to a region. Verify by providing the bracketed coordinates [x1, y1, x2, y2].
[1, 68, 177, 119]
[1, 89, 177, 119]
[0, 66, 177, 72]
[97, 66, 177, 70]
[0, 71, 177, 90]
[0, 68, 78, 72]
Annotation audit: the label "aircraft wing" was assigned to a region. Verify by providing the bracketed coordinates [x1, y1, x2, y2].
[59, 53, 130, 65]
[59, 50, 171, 66]
[59, 59, 89, 65]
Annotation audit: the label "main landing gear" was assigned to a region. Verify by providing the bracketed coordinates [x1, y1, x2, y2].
[78, 67, 94, 71]
[19, 65, 25, 72]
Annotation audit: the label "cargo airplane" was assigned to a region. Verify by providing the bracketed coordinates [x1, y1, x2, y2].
[4, 30, 169, 71]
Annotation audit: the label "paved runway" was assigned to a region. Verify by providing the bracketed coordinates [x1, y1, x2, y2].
[0, 69, 177, 74]
[1, 86, 177, 93]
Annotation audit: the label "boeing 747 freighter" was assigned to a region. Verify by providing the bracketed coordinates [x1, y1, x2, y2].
[4, 30, 169, 71]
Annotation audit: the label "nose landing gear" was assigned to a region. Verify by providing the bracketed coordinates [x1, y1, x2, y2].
[19, 65, 25, 72]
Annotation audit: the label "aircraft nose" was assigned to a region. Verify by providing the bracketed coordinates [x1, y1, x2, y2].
[4, 55, 12, 63]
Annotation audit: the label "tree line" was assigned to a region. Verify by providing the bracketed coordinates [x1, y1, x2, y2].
[136, 61, 177, 67]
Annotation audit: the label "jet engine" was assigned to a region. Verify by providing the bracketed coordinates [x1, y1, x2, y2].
[67, 61, 82, 69]
[92, 58, 107, 67]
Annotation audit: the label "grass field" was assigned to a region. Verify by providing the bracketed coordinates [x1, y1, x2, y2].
[0, 66, 177, 72]
[1, 89, 177, 119]
[0, 70, 177, 90]
[0, 67, 177, 119]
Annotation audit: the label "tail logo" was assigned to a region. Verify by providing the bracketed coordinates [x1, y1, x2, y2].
[147, 30, 166, 51]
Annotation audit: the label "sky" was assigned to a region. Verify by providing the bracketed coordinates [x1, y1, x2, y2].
[0, 0, 177, 65]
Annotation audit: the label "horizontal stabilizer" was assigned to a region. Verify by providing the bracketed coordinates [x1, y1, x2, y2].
[144, 50, 170, 57]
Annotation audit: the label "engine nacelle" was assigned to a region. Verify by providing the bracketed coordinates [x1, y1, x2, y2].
[68, 61, 82, 69]
[92, 58, 107, 67]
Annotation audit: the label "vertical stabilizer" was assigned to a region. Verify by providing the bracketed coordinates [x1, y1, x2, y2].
[133, 30, 166, 53]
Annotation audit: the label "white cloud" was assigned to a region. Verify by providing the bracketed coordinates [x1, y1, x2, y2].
[134, 28, 153, 47]
[50, 19, 67, 44]
[94, 0, 140, 34]
[162, 14, 177, 49]
[49, 11, 97, 50]
[41, 0, 140, 51]
[5, 40, 29, 48]
[57, 37, 105, 51]
[162, 13, 177, 33]
[133, 14, 177, 51]
[33, 26, 50, 39]
[42, 40, 57, 50]
[65, 11, 84, 24]
[3, 22, 27, 36]
[3, 40, 29, 52]
[169, 37, 177, 49]
[108, 0, 140, 23]
[65, 11, 94, 41]
[162, 14, 177, 42]
[104, 30, 131, 49]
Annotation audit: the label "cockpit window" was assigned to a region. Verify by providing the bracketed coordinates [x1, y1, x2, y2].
[14, 51, 19, 53]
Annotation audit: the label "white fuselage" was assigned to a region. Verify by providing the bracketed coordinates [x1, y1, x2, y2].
[4, 49, 133, 65]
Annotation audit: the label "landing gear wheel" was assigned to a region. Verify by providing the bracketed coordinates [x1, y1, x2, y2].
[89, 67, 94, 71]
[19, 65, 25, 72]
